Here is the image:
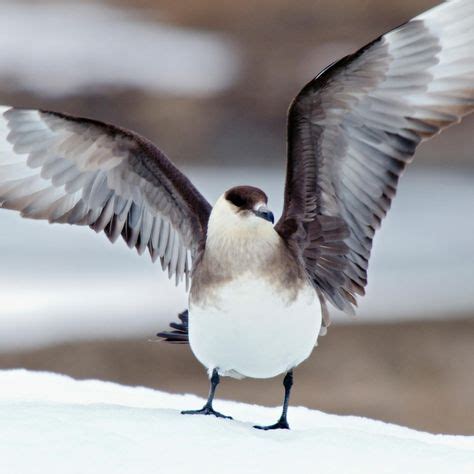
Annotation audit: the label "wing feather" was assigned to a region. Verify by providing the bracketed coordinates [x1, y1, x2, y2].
[0, 107, 211, 285]
[276, 0, 474, 313]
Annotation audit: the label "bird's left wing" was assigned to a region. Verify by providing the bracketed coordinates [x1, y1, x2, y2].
[0, 107, 212, 285]
[275, 0, 474, 315]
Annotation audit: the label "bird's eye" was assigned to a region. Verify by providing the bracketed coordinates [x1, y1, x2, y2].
[226, 192, 246, 208]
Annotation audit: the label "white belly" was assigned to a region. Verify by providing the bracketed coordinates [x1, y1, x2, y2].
[188, 276, 322, 379]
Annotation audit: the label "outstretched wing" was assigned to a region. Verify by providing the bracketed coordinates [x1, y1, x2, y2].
[0, 107, 211, 285]
[276, 0, 474, 314]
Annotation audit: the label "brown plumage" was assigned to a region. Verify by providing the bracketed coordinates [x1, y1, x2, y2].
[277, 4, 474, 314]
[224, 186, 268, 210]
[0, 108, 211, 286]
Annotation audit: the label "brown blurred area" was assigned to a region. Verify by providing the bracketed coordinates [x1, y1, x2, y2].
[1, 318, 473, 435]
[5, 0, 474, 168]
[1, 0, 473, 436]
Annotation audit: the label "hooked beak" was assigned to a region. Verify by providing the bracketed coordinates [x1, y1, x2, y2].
[254, 205, 274, 224]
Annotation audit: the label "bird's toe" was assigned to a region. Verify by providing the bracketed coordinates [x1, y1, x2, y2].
[253, 419, 290, 430]
[181, 406, 232, 419]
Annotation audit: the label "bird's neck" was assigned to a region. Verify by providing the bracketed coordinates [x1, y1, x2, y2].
[190, 206, 307, 307]
[204, 217, 280, 270]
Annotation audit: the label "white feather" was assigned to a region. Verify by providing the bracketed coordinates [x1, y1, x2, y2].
[189, 277, 321, 379]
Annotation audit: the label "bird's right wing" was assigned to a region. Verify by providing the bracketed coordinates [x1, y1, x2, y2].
[276, 0, 474, 314]
[0, 107, 212, 285]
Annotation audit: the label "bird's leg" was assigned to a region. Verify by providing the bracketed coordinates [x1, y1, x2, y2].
[254, 370, 293, 430]
[181, 368, 232, 419]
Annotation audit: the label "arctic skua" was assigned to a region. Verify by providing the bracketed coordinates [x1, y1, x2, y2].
[1, 0, 474, 429]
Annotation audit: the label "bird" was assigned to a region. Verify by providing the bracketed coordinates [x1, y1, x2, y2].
[0, 0, 474, 430]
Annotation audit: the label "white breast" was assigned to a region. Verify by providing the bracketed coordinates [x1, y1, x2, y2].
[188, 275, 322, 379]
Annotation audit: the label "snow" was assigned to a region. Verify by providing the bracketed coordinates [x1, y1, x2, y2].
[0, 370, 473, 474]
[0, 1, 239, 97]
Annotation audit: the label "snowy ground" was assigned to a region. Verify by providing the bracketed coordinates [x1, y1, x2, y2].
[0, 370, 473, 474]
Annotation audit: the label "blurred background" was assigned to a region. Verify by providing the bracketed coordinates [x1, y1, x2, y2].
[0, 0, 473, 434]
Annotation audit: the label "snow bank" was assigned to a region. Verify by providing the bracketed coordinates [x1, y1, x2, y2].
[0, 370, 473, 474]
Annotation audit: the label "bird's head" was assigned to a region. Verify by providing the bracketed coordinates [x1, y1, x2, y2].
[206, 186, 275, 246]
[220, 185, 273, 223]
[224, 186, 274, 223]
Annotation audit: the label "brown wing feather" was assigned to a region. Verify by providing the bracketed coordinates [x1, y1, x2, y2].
[0, 107, 211, 285]
[276, 0, 474, 314]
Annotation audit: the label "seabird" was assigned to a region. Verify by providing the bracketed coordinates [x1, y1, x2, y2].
[0, 0, 473, 429]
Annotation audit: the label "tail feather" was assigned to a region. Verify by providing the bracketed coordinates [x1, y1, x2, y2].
[157, 310, 189, 344]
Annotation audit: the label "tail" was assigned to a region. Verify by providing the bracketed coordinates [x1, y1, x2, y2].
[157, 310, 189, 344]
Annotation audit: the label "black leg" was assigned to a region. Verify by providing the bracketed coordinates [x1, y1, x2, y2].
[181, 369, 232, 419]
[254, 370, 293, 430]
